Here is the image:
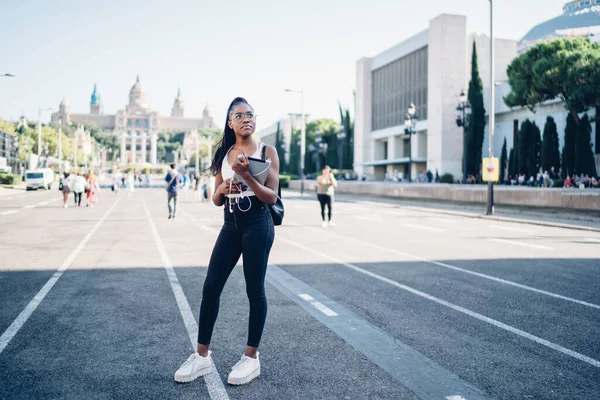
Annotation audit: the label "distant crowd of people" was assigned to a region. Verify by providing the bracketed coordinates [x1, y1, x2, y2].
[502, 166, 600, 188]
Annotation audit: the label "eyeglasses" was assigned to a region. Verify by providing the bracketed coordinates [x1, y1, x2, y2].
[230, 112, 256, 122]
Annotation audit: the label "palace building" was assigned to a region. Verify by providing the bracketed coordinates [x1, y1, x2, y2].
[51, 76, 218, 165]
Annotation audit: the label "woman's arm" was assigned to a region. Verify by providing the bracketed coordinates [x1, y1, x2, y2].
[212, 172, 225, 206]
[234, 146, 279, 205]
[329, 173, 337, 188]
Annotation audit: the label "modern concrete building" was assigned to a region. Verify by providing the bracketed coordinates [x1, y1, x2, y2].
[51, 76, 218, 165]
[355, 14, 516, 180]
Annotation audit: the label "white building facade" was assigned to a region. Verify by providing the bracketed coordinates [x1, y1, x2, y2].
[355, 14, 517, 180]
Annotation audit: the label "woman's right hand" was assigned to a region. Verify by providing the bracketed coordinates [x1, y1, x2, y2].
[217, 179, 240, 196]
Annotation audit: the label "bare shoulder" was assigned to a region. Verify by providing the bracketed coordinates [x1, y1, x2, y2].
[264, 145, 279, 160]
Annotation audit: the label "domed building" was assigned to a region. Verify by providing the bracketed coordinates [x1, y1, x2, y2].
[519, 0, 600, 53]
[51, 76, 217, 165]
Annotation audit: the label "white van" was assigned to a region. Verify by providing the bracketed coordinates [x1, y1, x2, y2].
[26, 168, 55, 190]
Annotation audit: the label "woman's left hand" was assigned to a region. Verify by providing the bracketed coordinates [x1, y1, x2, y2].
[231, 152, 251, 179]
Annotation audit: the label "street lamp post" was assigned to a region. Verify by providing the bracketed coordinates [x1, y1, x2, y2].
[58, 118, 63, 174]
[285, 88, 305, 195]
[404, 103, 417, 183]
[487, 0, 495, 215]
[456, 90, 471, 183]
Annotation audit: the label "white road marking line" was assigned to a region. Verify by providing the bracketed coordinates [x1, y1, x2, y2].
[428, 217, 452, 223]
[23, 205, 36, 209]
[355, 215, 381, 221]
[488, 238, 553, 250]
[299, 293, 338, 316]
[403, 223, 444, 232]
[143, 202, 229, 400]
[298, 293, 314, 301]
[447, 396, 468, 400]
[277, 236, 600, 369]
[584, 238, 600, 243]
[0, 210, 18, 215]
[489, 224, 535, 234]
[289, 221, 600, 310]
[310, 301, 338, 316]
[37, 201, 49, 206]
[0, 198, 120, 356]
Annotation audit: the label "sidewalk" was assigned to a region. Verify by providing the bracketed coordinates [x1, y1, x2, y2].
[283, 189, 600, 232]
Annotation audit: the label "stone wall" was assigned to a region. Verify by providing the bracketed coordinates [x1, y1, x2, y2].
[289, 180, 600, 211]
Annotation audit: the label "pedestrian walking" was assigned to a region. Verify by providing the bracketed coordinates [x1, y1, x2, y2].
[85, 172, 98, 207]
[316, 165, 337, 227]
[165, 164, 182, 219]
[72, 171, 86, 207]
[113, 170, 123, 195]
[60, 172, 71, 208]
[125, 171, 135, 196]
[174, 97, 280, 386]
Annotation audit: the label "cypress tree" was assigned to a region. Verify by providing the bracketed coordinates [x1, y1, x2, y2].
[517, 120, 530, 176]
[541, 116, 560, 172]
[508, 147, 516, 178]
[575, 114, 597, 176]
[563, 113, 577, 178]
[466, 41, 486, 177]
[500, 137, 507, 182]
[529, 121, 542, 176]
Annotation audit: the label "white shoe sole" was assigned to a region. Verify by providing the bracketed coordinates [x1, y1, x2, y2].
[227, 367, 260, 385]
[174, 365, 213, 383]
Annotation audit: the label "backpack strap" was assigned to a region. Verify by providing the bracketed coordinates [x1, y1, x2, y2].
[260, 142, 267, 161]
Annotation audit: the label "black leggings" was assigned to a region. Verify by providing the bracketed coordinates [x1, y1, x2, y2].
[74, 192, 82, 206]
[317, 194, 332, 221]
[197, 198, 275, 348]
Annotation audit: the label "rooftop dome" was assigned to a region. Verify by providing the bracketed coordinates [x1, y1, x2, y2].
[520, 1, 600, 44]
[129, 75, 147, 107]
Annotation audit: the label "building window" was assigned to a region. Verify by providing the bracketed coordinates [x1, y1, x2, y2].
[371, 46, 428, 131]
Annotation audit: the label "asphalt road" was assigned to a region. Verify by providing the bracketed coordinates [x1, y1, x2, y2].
[0, 185, 599, 400]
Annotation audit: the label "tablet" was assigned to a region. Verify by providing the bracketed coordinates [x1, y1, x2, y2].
[233, 157, 271, 186]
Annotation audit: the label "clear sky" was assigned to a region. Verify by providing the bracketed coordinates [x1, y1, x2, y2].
[0, 0, 567, 131]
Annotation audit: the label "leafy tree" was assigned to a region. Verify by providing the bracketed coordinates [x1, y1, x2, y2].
[500, 137, 508, 182]
[541, 116, 561, 173]
[466, 41, 486, 176]
[574, 114, 597, 176]
[505, 38, 600, 122]
[562, 113, 577, 178]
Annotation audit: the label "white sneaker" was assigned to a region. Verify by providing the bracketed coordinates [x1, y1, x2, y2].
[227, 353, 260, 385]
[328, 221, 336, 227]
[321, 221, 328, 228]
[63, 204, 68, 209]
[174, 351, 213, 383]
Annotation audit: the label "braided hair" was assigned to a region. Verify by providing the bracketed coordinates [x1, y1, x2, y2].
[209, 97, 253, 175]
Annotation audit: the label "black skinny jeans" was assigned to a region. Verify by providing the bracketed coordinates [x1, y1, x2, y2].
[317, 194, 332, 221]
[197, 197, 275, 348]
[74, 192, 83, 206]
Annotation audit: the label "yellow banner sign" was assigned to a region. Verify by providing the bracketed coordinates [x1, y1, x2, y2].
[482, 157, 499, 182]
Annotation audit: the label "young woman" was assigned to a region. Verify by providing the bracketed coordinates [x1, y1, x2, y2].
[174, 97, 279, 386]
[316, 165, 337, 227]
[85, 172, 98, 207]
[60, 172, 71, 208]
